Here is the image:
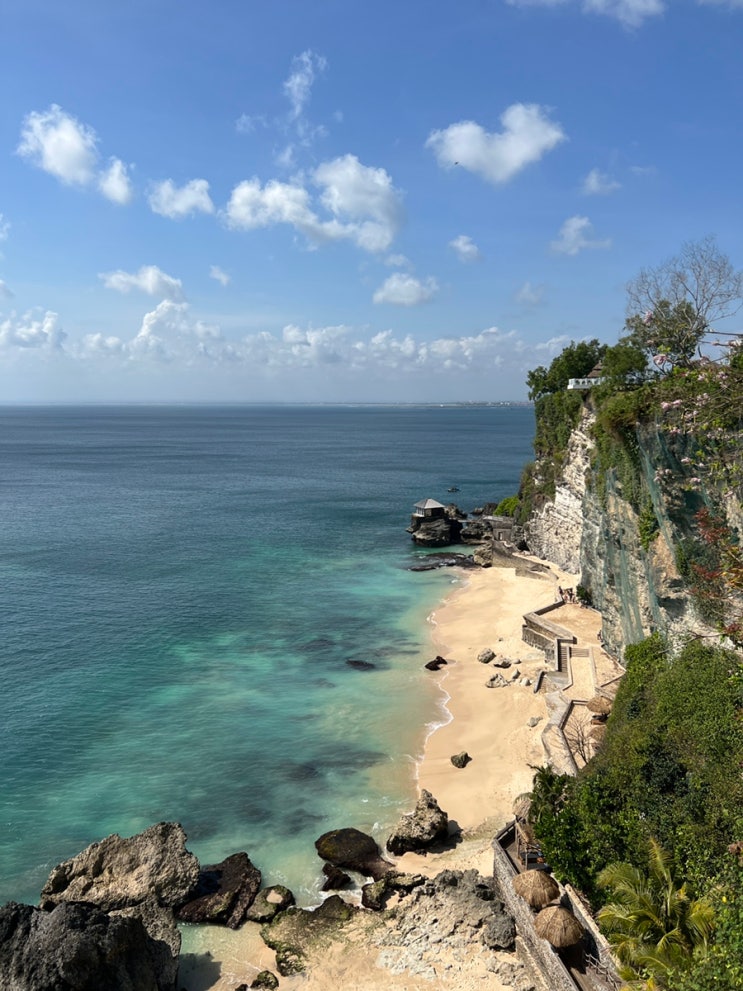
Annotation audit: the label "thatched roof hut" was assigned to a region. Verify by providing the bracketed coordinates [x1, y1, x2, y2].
[586, 695, 612, 715]
[512, 869, 559, 909]
[534, 905, 584, 948]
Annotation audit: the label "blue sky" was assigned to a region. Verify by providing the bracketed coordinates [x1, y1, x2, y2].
[1, 0, 742, 402]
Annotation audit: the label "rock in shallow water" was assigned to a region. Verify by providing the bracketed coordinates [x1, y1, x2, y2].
[176, 852, 262, 928]
[314, 827, 392, 880]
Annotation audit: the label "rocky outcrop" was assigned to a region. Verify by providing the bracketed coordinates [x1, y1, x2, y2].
[314, 828, 392, 879]
[0, 900, 176, 991]
[386, 790, 449, 855]
[450, 751, 471, 768]
[175, 852, 262, 928]
[261, 895, 360, 976]
[524, 409, 593, 573]
[246, 885, 295, 923]
[39, 821, 198, 971]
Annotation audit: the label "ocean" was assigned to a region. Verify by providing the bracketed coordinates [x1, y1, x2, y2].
[0, 404, 534, 907]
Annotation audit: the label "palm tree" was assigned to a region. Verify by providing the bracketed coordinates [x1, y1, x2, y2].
[597, 838, 714, 990]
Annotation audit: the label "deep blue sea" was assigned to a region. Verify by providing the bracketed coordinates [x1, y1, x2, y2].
[0, 404, 534, 907]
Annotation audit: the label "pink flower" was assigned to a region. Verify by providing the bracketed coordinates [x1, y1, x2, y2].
[661, 401, 671, 410]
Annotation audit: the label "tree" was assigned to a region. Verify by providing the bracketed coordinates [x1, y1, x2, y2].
[626, 237, 743, 368]
[526, 338, 606, 400]
[597, 839, 715, 988]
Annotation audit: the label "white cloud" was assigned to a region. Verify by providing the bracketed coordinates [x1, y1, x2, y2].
[17, 105, 134, 203]
[99, 265, 184, 301]
[582, 168, 621, 195]
[210, 265, 231, 286]
[224, 154, 403, 253]
[372, 273, 439, 306]
[148, 178, 214, 219]
[17, 105, 98, 186]
[426, 104, 566, 185]
[0, 310, 66, 350]
[99, 157, 134, 204]
[0, 280, 13, 299]
[550, 215, 611, 255]
[505, 0, 665, 26]
[515, 281, 545, 305]
[235, 113, 267, 134]
[0, 214, 9, 241]
[283, 50, 327, 120]
[385, 254, 412, 268]
[449, 234, 481, 262]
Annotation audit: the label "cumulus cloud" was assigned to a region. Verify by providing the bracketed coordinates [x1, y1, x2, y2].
[99, 157, 134, 204]
[224, 154, 403, 253]
[0, 310, 66, 350]
[550, 215, 611, 255]
[504, 0, 664, 27]
[582, 168, 621, 195]
[426, 104, 566, 185]
[210, 265, 231, 286]
[17, 105, 133, 202]
[515, 281, 545, 305]
[385, 254, 411, 268]
[148, 178, 214, 219]
[284, 50, 327, 121]
[449, 234, 481, 262]
[99, 265, 184, 300]
[373, 273, 439, 306]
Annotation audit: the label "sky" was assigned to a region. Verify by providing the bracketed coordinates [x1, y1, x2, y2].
[1, 0, 743, 403]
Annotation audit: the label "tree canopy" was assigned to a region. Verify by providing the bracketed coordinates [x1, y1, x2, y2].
[526, 338, 606, 400]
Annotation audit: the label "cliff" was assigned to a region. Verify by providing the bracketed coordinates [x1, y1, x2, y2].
[525, 403, 742, 660]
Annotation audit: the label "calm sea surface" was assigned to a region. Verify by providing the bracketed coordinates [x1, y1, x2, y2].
[0, 404, 534, 906]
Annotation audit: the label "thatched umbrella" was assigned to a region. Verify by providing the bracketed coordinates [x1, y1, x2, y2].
[534, 905, 584, 948]
[512, 869, 559, 909]
[586, 695, 612, 715]
[512, 793, 532, 821]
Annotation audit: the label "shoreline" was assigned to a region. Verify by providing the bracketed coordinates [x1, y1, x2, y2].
[181, 553, 581, 990]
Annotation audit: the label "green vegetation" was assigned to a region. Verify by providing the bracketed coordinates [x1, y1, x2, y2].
[493, 494, 520, 516]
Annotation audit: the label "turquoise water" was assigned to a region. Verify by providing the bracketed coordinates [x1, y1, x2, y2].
[0, 404, 534, 906]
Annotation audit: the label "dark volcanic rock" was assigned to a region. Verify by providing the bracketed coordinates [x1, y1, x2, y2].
[320, 863, 353, 891]
[409, 517, 453, 547]
[424, 654, 449, 671]
[0, 900, 176, 991]
[246, 885, 295, 923]
[386, 790, 449, 855]
[450, 751, 471, 769]
[176, 852, 262, 929]
[409, 552, 479, 571]
[314, 828, 392, 880]
[251, 972, 279, 990]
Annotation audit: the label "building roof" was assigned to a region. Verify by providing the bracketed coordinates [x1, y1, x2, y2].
[414, 498, 446, 509]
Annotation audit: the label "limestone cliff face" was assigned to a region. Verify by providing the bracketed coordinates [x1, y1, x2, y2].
[524, 409, 593, 573]
[526, 406, 736, 660]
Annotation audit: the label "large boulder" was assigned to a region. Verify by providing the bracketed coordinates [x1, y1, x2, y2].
[314, 828, 392, 880]
[39, 821, 199, 966]
[176, 852, 262, 928]
[246, 885, 295, 923]
[386, 790, 449, 856]
[0, 900, 177, 991]
[40, 822, 199, 913]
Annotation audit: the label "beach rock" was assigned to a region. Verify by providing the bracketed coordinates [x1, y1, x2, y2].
[477, 648, 496, 664]
[251, 972, 279, 990]
[40, 822, 199, 913]
[375, 869, 516, 977]
[361, 872, 426, 911]
[527, 715, 543, 728]
[492, 656, 512, 668]
[486, 673, 509, 688]
[450, 751, 471, 769]
[386, 790, 449, 856]
[261, 895, 359, 976]
[246, 885, 295, 923]
[511, 669, 521, 681]
[314, 828, 392, 880]
[424, 654, 448, 671]
[0, 900, 177, 991]
[320, 863, 353, 891]
[408, 553, 479, 572]
[176, 852, 262, 929]
[520, 677, 532, 687]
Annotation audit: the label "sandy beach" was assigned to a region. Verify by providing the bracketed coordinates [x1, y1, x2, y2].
[182, 553, 595, 991]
